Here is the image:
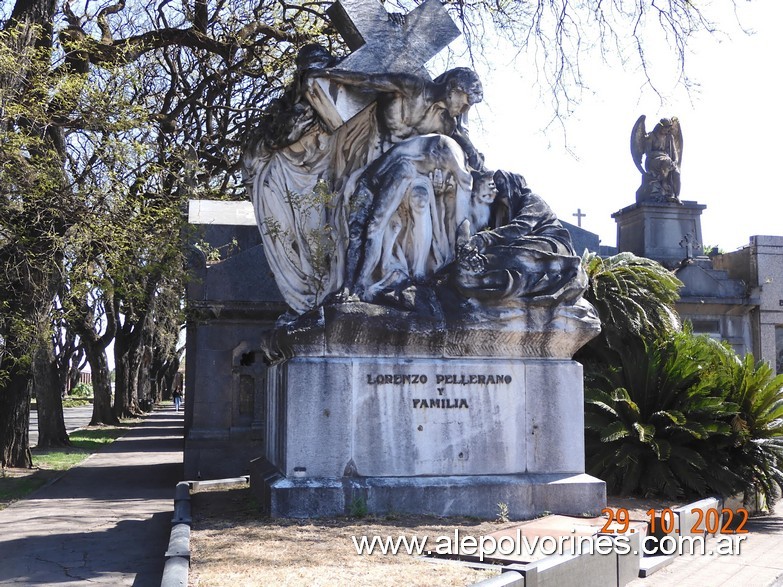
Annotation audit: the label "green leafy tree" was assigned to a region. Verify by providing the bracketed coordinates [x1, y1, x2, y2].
[1, 11, 75, 464]
[2, 0, 333, 456]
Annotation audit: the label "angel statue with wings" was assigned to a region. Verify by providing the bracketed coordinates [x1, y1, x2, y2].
[630, 115, 683, 203]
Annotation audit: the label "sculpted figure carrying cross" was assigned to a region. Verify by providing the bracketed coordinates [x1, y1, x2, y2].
[245, 0, 591, 326]
[307, 0, 460, 129]
[310, 66, 485, 170]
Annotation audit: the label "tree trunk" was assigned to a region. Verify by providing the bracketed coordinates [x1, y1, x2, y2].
[113, 329, 132, 417]
[55, 353, 69, 398]
[67, 368, 80, 394]
[85, 343, 118, 426]
[54, 326, 82, 397]
[0, 359, 33, 468]
[33, 342, 69, 447]
[137, 344, 153, 408]
[152, 354, 179, 403]
[66, 347, 86, 394]
[113, 323, 144, 418]
[0, 0, 69, 468]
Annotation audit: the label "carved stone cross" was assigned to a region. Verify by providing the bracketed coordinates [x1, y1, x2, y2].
[572, 208, 586, 227]
[327, 0, 460, 76]
[679, 233, 700, 260]
[307, 0, 460, 131]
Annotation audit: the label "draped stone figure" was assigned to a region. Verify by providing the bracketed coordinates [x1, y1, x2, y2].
[343, 134, 473, 303]
[243, 44, 487, 315]
[309, 66, 485, 169]
[243, 45, 379, 314]
[455, 170, 584, 305]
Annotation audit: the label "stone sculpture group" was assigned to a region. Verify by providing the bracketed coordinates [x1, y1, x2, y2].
[238, 0, 605, 519]
[243, 42, 596, 336]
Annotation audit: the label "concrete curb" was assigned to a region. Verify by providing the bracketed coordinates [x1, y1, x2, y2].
[161, 476, 249, 587]
[470, 496, 725, 587]
[473, 571, 524, 586]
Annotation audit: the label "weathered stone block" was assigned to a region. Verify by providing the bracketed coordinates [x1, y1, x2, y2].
[525, 361, 585, 474]
[612, 201, 706, 268]
[251, 355, 605, 518]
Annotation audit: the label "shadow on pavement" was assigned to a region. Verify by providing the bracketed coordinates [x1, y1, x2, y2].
[0, 409, 185, 586]
[0, 511, 171, 586]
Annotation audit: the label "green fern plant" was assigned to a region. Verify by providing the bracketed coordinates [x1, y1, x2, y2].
[585, 332, 740, 499]
[707, 348, 783, 505]
[581, 252, 682, 341]
[579, 252, 783, 506]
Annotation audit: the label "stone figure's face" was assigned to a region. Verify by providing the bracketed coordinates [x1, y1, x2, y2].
[446, 89, 472, 117]
[657, 118, 674, 136]
[473, 175, 497, 204]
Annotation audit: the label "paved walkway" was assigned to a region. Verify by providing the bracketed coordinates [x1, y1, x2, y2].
[627, 509, 783, 587]
[5, 406, 783, 586]
[0, 408, 183, 586]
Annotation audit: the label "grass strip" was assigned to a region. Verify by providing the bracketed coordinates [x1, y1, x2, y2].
[62, 398, 92, 408]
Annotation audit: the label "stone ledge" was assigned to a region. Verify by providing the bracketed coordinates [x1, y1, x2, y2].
[249, 466, 606, 519]
[262, 300, 600, 361]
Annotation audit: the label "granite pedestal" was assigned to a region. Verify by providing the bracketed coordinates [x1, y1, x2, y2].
[612, 200, 706, 268]
[249, 306, 605, 519]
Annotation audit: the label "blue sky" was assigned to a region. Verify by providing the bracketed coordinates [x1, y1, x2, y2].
[459, 0, 782, 253]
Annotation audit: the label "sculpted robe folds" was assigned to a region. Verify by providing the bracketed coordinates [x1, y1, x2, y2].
[455, 171, 584, 306]
[243, 45, 598, 339]
[245, 104, 378, 314]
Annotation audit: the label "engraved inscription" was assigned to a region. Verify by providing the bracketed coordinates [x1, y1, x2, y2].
[436, 374, 512, 385]
[366, 373, 512, 386]
[365, 369, 514, 411]
[412, 398, 469, 409]
[367, 373, 428, 384]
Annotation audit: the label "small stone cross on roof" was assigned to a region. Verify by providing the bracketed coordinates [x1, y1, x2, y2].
[307, 0, 460, 131]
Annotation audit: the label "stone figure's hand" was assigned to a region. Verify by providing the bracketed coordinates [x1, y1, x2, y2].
[429, 169, 454, 194]
[458, 242, 486, 274]
[387, 12, 406, 26]
[468, 232, 489, 253]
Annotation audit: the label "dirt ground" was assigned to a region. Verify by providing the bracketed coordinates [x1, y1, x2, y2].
[188, 485, 516, 586]
[187, 485, 693, 587]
